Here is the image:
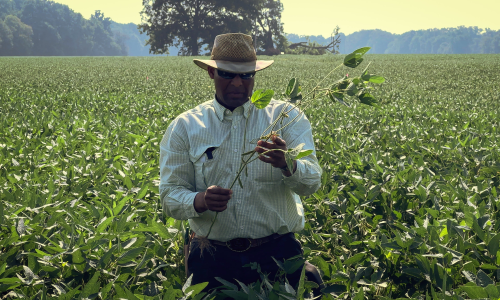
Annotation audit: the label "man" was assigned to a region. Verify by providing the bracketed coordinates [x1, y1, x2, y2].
[159, 33, 323, 293]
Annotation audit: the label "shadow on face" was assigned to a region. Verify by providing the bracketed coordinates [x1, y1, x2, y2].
[207, 66, 255, 111]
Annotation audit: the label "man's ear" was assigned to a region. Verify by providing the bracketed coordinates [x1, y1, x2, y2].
[207, 66, 215, 79]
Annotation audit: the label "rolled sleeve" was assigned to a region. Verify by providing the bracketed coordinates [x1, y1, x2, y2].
[281, 105, 322, 196]
[159, 120, 202, 220]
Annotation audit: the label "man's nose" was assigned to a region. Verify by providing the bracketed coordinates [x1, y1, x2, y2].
[230, 75, 243, 87]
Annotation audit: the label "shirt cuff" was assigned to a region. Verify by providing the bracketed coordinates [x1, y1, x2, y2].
[182, 191, 203, 219]
[282, 159, 304, 185]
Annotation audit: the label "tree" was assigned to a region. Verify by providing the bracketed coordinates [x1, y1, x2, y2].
[0, 18, 13, 53]
[3, 15, 33, 55]
[252, 0, 285, 55]
[0, 0, 15, 20]
[139, 0, 261, 56]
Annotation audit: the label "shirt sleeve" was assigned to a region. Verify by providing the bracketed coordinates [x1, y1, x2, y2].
[159, 119, 201, 220]
[280, 105, 323, 196]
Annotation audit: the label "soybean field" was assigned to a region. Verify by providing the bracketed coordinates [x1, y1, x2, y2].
[1, 54, 500, 299]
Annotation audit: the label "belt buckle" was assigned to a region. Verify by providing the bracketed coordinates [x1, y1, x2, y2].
[226, 238, 252, 252]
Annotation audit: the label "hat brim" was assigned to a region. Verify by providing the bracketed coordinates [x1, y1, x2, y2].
[193, 59, 274, 74]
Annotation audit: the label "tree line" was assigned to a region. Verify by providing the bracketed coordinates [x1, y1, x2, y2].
[288, 27, 500, 55]
[0, 0, 126, 56]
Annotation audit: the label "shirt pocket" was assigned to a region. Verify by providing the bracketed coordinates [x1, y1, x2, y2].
[193, 147, 230, 191]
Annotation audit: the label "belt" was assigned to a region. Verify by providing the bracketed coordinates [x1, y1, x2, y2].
[194, 232, 290, 252]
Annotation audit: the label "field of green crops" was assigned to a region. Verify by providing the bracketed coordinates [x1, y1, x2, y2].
[1, 54, 500, 300]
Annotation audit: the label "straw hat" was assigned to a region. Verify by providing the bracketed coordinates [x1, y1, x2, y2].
[193, 33, 274, 74]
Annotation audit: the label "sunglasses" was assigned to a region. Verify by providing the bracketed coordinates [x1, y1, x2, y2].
[217, 69, 255, 80]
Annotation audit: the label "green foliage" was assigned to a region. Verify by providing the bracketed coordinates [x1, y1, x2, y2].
[0, 52, 499, 299]
[0, 0, 126, 56]
[139, 0, 274, 56]
[251, 89, 275, 109]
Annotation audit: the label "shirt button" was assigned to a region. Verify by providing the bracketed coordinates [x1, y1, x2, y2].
[240, 226, 244, 230]
[225, 111, 230, 115]
[233, 149, 237, 153]
[233, 125, 237, 129]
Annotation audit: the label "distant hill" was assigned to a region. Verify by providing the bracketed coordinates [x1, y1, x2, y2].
[287, 27, 500, 54]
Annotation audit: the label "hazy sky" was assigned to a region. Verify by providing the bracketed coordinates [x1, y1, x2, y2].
[53, 0, 500, 36]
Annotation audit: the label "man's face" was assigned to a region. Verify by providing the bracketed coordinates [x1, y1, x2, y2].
[208, 67, 255, 110]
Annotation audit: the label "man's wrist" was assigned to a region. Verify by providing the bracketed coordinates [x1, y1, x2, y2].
[193, 192, 208, 213]
[280, 161, 297, 177]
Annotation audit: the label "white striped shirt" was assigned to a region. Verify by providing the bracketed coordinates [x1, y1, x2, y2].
[159, 98, 322, 242]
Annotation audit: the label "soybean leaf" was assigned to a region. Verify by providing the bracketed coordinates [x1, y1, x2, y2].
[344, 47, 371, 68]
[487, 233, 500, 255]
[476, 270, 494, 287]
[358, 92, 380, 108]
[361, 71, 386, 84]
[117, 247, 143, 264]
[321, 284, 347, 294]
[344, 253, 366, 266]
[215, 277, 238, 291]
[296, 265, 306, 299]
[285, 78, 297, 97]
[295, 149, 313, 160]
[185, 282, 209, 298]
[79, 271, 100, 299]
[251, 89, 274, 109]
[288, 143, 305, 158]
[460, 286, 489, 298]
[328, 91, 350, 107]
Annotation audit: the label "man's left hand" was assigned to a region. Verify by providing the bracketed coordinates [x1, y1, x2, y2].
[255, 135, 296, 176]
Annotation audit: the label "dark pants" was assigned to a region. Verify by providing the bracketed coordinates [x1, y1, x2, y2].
[188, 232, 324, 295]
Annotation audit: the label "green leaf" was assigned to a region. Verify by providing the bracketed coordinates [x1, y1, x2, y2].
[185, 282, 209, 298]
[0, 278, 22, 284]
[343, 47, 371, 68]
[96, 216, 113, 233]
[251, 89, 274, 109]
[285, 78, 296, 97]
[283, 258, 305, 275]
[358, 92, 380, 108]
[215, 277, 238, 291]
[296, 265, 306, 299]
[344, 253, 365, 266]
[485, 284, 500, 298]
[361, 71, 385, 84]
[488, 233, 500, 255]
[353, 288, 364, 300]
[321, 284, 347, 294]
[79, 271, 100, 299]
[461, 285, 489, 298]
[117, 247, 143, 264]
[295, 150, 313, 160]
[476, 270, 494, 287]
[136, 185, 149, 199]
[113, 195, 132, 216]
[328, 91, 350, 107]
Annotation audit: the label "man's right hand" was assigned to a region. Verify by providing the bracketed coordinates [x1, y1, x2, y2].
[194, 185, 232, 213]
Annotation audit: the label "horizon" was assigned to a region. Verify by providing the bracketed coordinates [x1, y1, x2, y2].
[51, 0, 500, 37]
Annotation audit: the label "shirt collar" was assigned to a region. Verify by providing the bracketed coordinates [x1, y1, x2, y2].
[212, 97, 253, 121]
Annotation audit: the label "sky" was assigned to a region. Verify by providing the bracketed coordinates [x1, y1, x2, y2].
[53, 0, 500, 36]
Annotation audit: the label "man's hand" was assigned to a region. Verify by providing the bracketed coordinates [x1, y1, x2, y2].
[255, 135, 297, 177]
[194, 185, 232, 213]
